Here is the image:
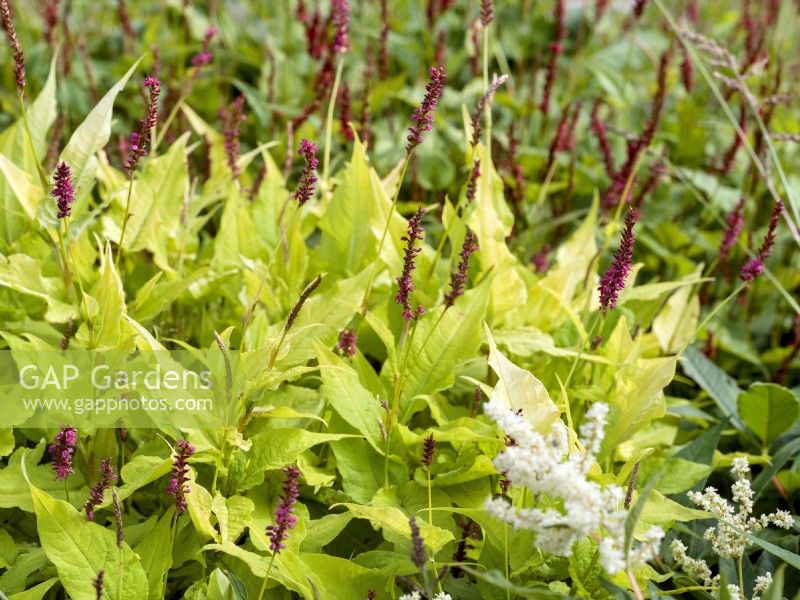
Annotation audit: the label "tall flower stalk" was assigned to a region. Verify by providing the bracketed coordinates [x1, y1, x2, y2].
[84, 458, 117, 521]
[598, 207, 640, 312]
[361, 66, 446, 314]
[118, 75, 161, 265]
[219, 95, 246, 180]
[395, 208, 427, 326]
[166, 439, 194, 514]
[1, 0, 25, 94]
[258, 465, 301, 600]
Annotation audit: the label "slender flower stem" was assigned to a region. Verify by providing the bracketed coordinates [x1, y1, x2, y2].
[64, 479, 70, 503]
[382, 314, 418, 486]
[256, 553, 277, 600]
[116, 175, 136, 267]
[737, 557, 744, 597]
[691, 283, 746, 342]
[322, 58, 344, 185]
[152, 95, 186, 153]
[56, 223, 74, 300]
[63, 221, 95, 347]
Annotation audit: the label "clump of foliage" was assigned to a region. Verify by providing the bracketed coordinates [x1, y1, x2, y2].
[0, 0, 799, 598]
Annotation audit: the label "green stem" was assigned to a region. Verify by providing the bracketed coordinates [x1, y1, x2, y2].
[322, 58, 345, 185]
[152, 95, 186, 153]
[737, 557, 744, 595]
[63, 220, 95, 348]
[63, 479, 70, 504]
[257, 553, 278, 600]
[690, 283, 746, 344]
[116, 175, 136, 267]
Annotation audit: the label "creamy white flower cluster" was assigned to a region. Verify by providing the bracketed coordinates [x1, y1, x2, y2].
[398, 593, 452, 600]
[483, 399, 663, 573]
[688, 457, 793, 559]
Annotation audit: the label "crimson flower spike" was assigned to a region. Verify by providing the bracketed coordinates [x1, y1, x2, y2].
[378, 0, 389, 79]
[540, 0, 565, 116]
[480, 0, 493, 26]
[444, 231, 478, 307]
[406, 66, 447, 154]
[124, 76, 161, 174]
[740, 200, 783, 283]
[331, 0, 350, 54]
[469, 73, 509, 147]
[51, 162, 76, 219]
[395, 207, 427, 321]
[465, 158, 480, 204]
[409, 516, 426, 569]
[590, 101, 616, 180]
[421, 433, 435, 470]
[219, 95, 246, 180]
[191, 26, 217, 67]
[719, 197, 746, 264]
[84, 458, 117, 521]
[293, 138, 319, 206]
[0, 0, 25, 93]
[166, 439, 194, 514]
[598, 207, 640, 312]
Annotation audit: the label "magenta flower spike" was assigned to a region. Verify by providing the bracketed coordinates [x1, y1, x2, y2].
[395, 207, 427, 321]
[740, 200, 783, 282]
[406, 66, 447, 154]
[293, 138, 319, 205]
[337, 328, 357, 356]
[166, 439, 194, 514]
[331, 0, 350, 54]
[219, 95, 246, 180]
[51, 162, 75, 219]
[84, 458, 117, 521]
[191, 26, 217, 66]
[49, 426, 77, 480]
[124, 76, 161, 174]
[598, 207, 640, 312]
[444, 231, 478, 308]
[719, 197, 746, 264]
[266, 464, 301, 553]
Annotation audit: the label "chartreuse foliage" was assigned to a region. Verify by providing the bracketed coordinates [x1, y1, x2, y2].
[0, 1, 799, 599]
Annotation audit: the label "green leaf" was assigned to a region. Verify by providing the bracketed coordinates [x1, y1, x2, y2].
[400, 277, 490, 404]
[29, 483, 148, 600]
[333, 503, 453, 553]
[485, 323, 559, 433]
[77, 242, 131, 348]
[111, 133, 190, 271]
[682, 346, 746, 431]
[466, 144, 526, 315]
[315, 136, 389, 276]
[228, 429, 355, 492]
[133, 509, 174, 599]
[737, 383, 800, 445]
[8, 578, 58, 600]
[0, 152, 42, 220]
[315, 342, 384, 452]
[57, 57, 142, 220]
